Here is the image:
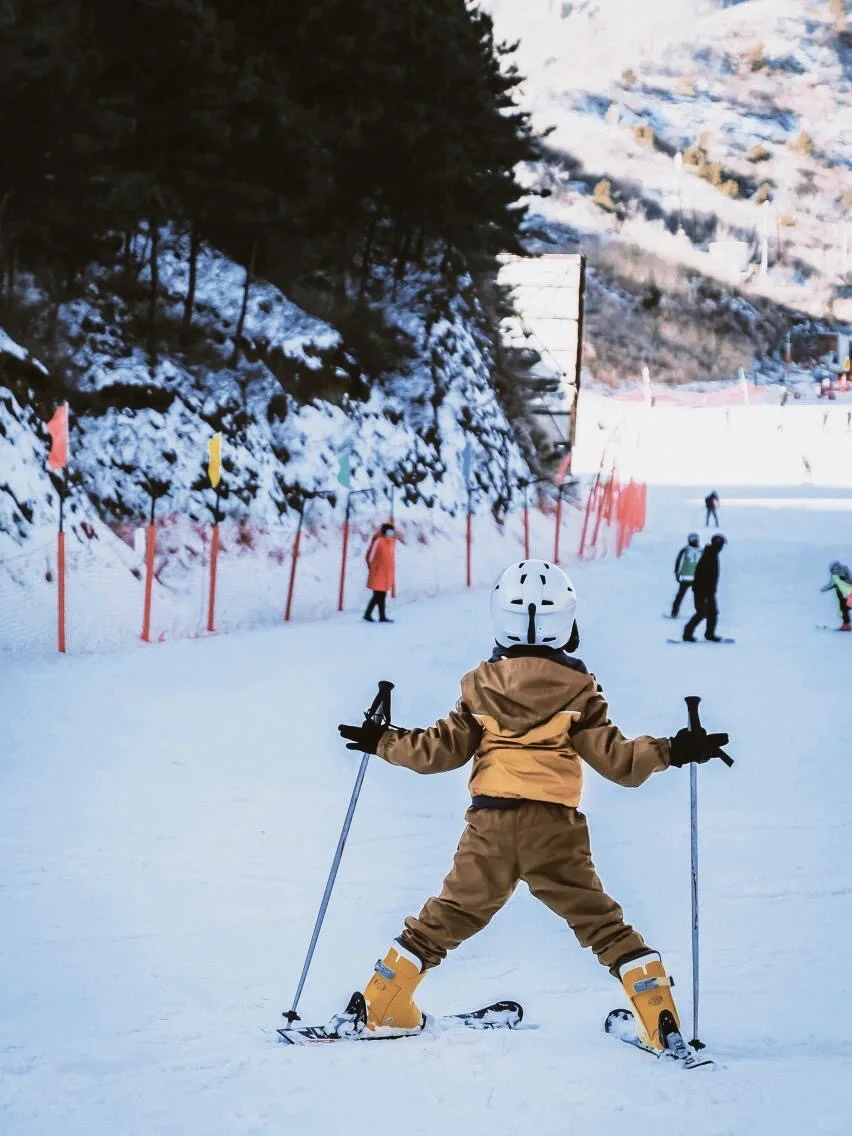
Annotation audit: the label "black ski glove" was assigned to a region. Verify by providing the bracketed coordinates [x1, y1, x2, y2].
[668, 726, 730, 767]
[338, 720, 388, 754]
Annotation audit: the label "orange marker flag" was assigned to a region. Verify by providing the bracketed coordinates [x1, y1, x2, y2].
[47, 403, 69, 470]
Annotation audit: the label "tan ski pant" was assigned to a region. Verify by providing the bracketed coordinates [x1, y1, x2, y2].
[399, 802, 646, 971]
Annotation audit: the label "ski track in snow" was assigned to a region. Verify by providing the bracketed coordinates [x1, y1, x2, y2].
[2, 483, 852, 1134]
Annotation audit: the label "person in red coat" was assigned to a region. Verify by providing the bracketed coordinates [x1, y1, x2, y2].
[364, 523, 396, 623]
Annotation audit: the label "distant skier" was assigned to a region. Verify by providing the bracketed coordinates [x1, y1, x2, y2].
[704, 491, 720, 528]
[338, 560, 730, 1054]
[820, 560, 852, 631]
[683, 534, 726, 642]
[363, 523, 396, 623]
[671, 533, 701, 618]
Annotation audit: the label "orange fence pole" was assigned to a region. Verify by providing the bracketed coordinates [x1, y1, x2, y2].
[207, 522, 220, 632]
[141, 521, 156, 641]
[57, 529, 66, 654]
[590, 476, 610, 552]
[388, 488, 397, 599]
[554, 490, 564, 564]
[55, 478, 67, 654]
[578, 475, 600, 559]
[285, 502, 304, 622]
[338, 495, 351, 612]
[468, 511, 474, 590]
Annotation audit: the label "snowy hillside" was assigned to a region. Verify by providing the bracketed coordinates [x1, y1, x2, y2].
[1, 235, 529, 540]
[0, 235, 540, 646]
[483, 0, 851, 379]
[2, 475, 852, 1134]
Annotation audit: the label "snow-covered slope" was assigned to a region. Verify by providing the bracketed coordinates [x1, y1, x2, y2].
[2, 480, 851, 1135]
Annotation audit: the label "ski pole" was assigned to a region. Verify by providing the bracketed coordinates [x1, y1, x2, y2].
[283, 680, 394, 1024]
[684, 695, 733, 1050]
[684, 695, 704, 1050]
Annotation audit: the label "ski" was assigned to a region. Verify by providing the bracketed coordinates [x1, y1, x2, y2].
[278, 993, 523, 1046]
[666, 637, 735, 645]
[604, 1009, 714, 1070]
[816, 624, 851, 633]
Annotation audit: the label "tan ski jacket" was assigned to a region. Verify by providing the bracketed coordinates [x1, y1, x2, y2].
[377, 648, 670, 808]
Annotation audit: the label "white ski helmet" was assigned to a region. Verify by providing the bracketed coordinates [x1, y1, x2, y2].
[491, 559, 578, 649]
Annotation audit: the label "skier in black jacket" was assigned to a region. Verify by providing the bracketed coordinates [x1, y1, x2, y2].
[683, 534, 726, 641]
[704, 491, 720, 527]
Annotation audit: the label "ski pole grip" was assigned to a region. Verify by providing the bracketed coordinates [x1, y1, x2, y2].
[685, 695, 702, 733]
[685, 695, 734, 767]
[366, 680, 394, 725]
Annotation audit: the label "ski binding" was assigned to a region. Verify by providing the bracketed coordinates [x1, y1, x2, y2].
[278, 991, 524, 1045]
[605, 1008, 714, 1070]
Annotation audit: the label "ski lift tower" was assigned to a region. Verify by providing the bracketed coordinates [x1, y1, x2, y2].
[497, 253, 587, 474]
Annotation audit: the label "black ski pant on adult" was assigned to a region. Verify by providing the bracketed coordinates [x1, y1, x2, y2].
[705, 507, 719, 527]
[684, 593, 718, 639]
[364, 590, 388, 621]
[671, 579, 693, 617]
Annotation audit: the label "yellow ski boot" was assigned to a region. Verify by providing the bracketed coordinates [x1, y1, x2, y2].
[362, 943, 426, 1034]
[617, 950, 681, 1051]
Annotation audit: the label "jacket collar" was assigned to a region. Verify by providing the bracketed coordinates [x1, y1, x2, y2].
[489, 644, 588, 674]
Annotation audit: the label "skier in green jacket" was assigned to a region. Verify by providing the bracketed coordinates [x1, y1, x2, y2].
[821, 561, 852, 631]
[670, 534, 701, 618]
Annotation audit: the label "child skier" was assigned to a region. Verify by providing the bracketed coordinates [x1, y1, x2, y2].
[820, 561, 852, 631]
[671, 533, 701, 617]
[338, 560, 729, 1053]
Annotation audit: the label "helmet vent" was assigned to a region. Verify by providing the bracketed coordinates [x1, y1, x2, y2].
[541, 599, 553, 606]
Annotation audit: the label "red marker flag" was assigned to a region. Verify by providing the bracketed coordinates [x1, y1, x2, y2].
[47, 404, 69, 470]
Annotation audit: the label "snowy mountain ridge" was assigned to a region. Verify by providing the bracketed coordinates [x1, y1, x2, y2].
[482, 0, 851, 379]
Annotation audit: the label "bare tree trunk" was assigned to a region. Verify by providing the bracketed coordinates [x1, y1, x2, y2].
[181, 220, 201, 344]
[137, 232, 151, 279]
[0, 190, 11, 307]
[123, 222, 137, 279]
[148, 211, 160, 374]
[7, 242, 17, 302]
[390, 221, 404, 300]
[394, 226, 413, 281]
[358, 214, 377, 300]
[231, 238, 257, 366]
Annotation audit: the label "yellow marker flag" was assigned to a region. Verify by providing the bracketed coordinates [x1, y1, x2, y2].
[208, 433, 222, 488]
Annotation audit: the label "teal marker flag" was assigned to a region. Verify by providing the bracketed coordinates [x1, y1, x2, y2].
[461, 442, 473, 486]
[337, 450, 351, 489]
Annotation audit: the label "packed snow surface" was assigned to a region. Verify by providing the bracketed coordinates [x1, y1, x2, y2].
[2, 476, 852, 1133]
